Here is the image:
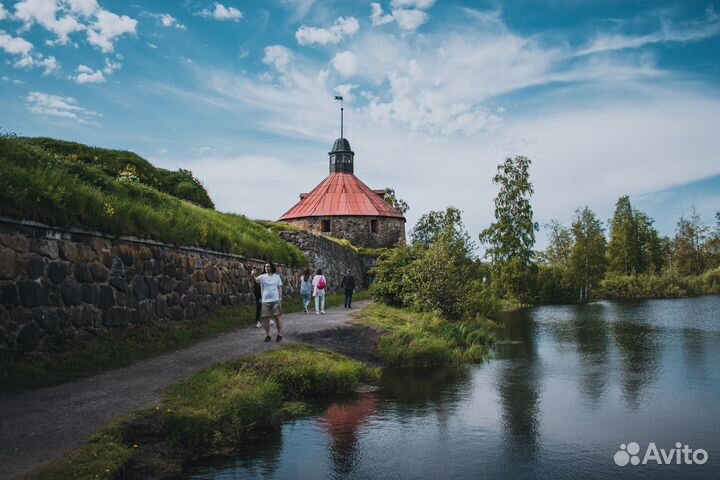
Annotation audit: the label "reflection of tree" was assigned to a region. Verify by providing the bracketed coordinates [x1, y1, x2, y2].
[612, 303, 662, 410]
[317, 393, 379, 476]
[572, 304, 610, 406]
[681, 328, 708, 383]
[379, 367, 472, 418]
[495, 310, 542, 461]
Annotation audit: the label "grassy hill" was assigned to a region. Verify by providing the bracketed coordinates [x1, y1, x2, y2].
[0, 134, 306, 266]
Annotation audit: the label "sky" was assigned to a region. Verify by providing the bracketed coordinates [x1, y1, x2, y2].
[1, 0, 719, 251]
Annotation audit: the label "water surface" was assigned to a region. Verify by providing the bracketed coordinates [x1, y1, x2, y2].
[184, 296, 720, 479]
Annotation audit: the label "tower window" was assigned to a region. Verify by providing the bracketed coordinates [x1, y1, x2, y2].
[330, 155, 335, 164]
[370, 220, 378, 233]
[321, 219, 331, 232]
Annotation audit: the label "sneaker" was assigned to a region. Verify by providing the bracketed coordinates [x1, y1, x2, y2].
[270, 319, 275, 325]
[316, 311, 320, 315]
[264, 335, 272, 342]
[276, 335, 283, 343]
[321, 310, 325, 314]
[256, 321, 261, 328]
[304, 306, 308, 313]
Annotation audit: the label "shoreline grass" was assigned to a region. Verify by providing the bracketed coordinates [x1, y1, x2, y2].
[30, 345, 377, 480]
[355, 303, 501, 367]
[0, 291, 369, 391]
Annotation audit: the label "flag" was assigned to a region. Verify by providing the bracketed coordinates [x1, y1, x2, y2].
[334, 95, 343, 100]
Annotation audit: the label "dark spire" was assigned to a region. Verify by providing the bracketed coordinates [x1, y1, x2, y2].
[329, 96, 354, 174]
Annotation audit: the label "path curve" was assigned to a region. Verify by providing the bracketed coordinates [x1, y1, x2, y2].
[0, 300, 371, 479]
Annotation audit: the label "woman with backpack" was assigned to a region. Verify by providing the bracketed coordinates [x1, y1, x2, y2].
[300, 269, 313, 313]
[312, 268, 327, 314]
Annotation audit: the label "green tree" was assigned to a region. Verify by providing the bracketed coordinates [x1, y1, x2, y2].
[382, 188, 410, 215]
[543, 219, 573, 269]
[706, 211, 720, 269]
[479, 155, 538, 299]
[411, 206, 474, 256]
[607, 196, 663, 274]
[569, 207, 607, 301]
[672, 207, 708, 276]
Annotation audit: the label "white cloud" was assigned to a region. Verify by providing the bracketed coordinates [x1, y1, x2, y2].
[263, 45, 292, 73]
[370, 3, 393, 26]
[199, 3, 242, 21]
[278, 0, 316, 21]
[0, 30, 34, 56]
[86, 10, 137, 52]
[103, 58, 120, 74]
[154, 13, 186, 30]
[331, 50, 357, 77]
[25, 91, 100, 123]
[147, 42, 157, 49]
[12, 0, 136, 52]
[74, 64, 105, 83]
[576, 12, 720, 57]
[296, 16, 359, 46]
[0, 3, 8, 20]
[390, 0, 435, 8]
[391, 8, 428, 31]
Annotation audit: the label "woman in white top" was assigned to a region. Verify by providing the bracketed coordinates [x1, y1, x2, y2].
[299, 269, 313, 313]
[312, 268, 327, 314]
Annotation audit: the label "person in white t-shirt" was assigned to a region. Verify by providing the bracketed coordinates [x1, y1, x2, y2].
[312, 268, 327, 314]
[252, 262, 283, 342]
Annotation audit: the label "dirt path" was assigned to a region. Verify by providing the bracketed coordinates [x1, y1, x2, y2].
[0, 300, 374, 479]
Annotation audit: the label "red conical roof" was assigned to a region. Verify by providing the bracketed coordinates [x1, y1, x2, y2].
[279, 173, 405, 220]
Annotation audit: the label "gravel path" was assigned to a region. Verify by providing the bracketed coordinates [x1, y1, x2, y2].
[0, 300, 371, 479]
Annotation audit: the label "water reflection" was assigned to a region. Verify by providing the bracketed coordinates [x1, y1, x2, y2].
[316, 393, 379, 476]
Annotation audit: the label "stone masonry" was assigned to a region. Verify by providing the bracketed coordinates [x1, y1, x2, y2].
[284, 216, 405, 249]
[0, 218, 376, 357]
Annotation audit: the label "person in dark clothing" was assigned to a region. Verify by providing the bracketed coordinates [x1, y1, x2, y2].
[341, 269, 356, 308]
[251, 266, 262, 327]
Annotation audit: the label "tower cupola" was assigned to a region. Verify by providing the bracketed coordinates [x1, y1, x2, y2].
[329, 137, 354, 173]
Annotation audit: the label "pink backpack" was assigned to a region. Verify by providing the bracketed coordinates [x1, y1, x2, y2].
[317, 276, 326, 290]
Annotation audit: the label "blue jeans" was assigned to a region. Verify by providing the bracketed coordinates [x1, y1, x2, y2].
[344, 290, 353, 307]
[315, 295, 325, 312]
[301, 293, 312, 310]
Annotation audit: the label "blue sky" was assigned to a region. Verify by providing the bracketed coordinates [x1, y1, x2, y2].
[1, 0, 719, 249]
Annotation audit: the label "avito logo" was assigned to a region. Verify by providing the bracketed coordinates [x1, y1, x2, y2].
[614, 442, 709, 466]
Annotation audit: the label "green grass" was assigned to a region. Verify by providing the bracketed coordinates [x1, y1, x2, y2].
[0, 134, 306, 265]
[31, 345, 377, 480]
[0, 291, 370, 391]
[355, 303, 501, 367]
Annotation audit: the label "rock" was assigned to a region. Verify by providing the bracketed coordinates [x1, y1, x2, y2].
[158, 276, 176, 294]
[137, 300, 154, 323]
[32, 239, 59, 259]
[18, 280, 48, 307]
[8, 235, 29, 253]
[47, 261, 68, 285]
[116, 245, 134, 266]
[156, 296, 169, 318]
[105, 307, 132, 327]
[169, 305, 185, 321]
[0, 305, 8, 322]
[70, 305, 94, 327]
[60, 243, 81, 262]
[204, 266, 220, 283]
[25, 256, 46, 279]
[163, 263, 177, 278]
[90, 238, 110, 252]
[131, 275, 148, 301]
[174, 281, 187, 295]
[100, 251, 112, 267]
[17, 322, 42, 351]
[110, 276, 128, 293]
[81, 284, 97, 304]
[74, 263, 94, 283]
[191, 271, 206, 283]
[89, 263, 109, 282]
[151, 247, 163, 260]
[60, 279, 82, 305]
[0, 249, 17, 280]
[146, 277, 158, 298]
[98, 285, 116, 308]
[111, 257, 125, 276]
[34, 308, 60, 333]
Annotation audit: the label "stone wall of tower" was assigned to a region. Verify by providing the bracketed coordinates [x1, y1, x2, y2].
[284, 216, 405, 249]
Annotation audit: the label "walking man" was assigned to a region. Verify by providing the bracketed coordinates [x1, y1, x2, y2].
[341, 268, 355, 308]
[252, 262, 284, 342]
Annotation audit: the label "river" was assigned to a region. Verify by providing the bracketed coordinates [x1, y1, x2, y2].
[183, 296, 720, 479]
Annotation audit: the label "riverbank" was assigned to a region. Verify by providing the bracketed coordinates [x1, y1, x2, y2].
[32, 345, 377, 479]
[0, 300, 372, 479]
